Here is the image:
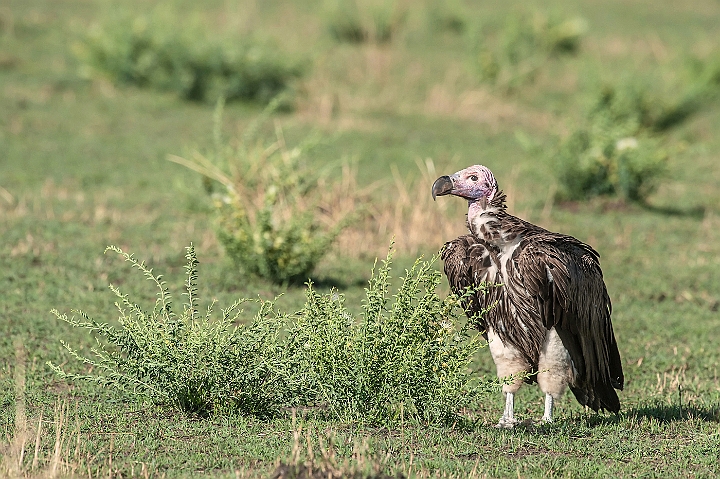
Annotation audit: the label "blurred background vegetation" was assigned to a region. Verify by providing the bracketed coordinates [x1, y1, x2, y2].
[1, 0, 720, 477]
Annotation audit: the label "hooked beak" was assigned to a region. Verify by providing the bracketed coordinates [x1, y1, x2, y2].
[432, 175, 454, 201]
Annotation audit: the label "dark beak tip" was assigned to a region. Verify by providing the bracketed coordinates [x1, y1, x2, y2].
[431, 175, 454, 200]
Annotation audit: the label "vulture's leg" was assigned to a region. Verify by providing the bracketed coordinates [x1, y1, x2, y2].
[542, 394, 554, 422]
[487, 327, 527, 428]
[537, 327, 573, 423]
[496, 392, 518, 428]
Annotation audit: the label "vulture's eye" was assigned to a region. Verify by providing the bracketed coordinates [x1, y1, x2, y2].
[469, 175, 478, 182]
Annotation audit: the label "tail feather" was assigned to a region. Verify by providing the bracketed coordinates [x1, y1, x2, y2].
[571, 381, 620, 414]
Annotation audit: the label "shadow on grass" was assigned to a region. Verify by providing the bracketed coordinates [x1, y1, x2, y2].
[558, 198, 707, 219]
[577, 402, 720, 427]
[626, 402, 720, 423]
[640, 203, 707, 219]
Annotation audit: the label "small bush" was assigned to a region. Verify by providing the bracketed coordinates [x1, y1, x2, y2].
[171, 100, 354, 285]
[551, 57, 720, 203]
[284, 248, 488, 425]
[554, 85, 670, 202]
[49, 245, 290, 416]
[471, 11, 586, 90]
[555, 127, 667, 202]
[77, 12, 305, 104]
[324, 0, 406, 44]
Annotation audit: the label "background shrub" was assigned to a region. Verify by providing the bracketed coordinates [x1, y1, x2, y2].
[77, 12, 305, 104]
[552, 62, 720, 203]
[471, 11, 587, 90]
[324, 0, 406, 44]
[550, 72, 720, 203]
[555, 128, 667, 202]
[554, 91, 668, 202]
[172, 100, 355, 285]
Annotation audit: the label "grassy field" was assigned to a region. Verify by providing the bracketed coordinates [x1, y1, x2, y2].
[2, 0, 720, 477]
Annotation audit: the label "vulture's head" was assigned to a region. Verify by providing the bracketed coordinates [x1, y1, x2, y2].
[432, 165, 498, 203]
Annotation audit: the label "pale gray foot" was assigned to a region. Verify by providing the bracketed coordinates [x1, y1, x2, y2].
[495, 392, 518, 428]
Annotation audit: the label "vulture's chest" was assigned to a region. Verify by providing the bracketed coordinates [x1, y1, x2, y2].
[470, 217, 523, 282]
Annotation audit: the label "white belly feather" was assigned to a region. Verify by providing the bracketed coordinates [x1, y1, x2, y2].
[488, 326, 575, 399]
[487, 327, 529, 394]
[537, 328, 575, 399]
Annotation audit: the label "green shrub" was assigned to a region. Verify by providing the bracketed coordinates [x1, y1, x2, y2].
[214, 187, 347, 285]
[554, 86, 670, 202]
[50, 245, 497, 425]
[284, 249, 488, 425]
[171, 100, 353, 285]
[324, 0, 406, 44]
[471, 11, 586, 90]
[77, 12, 305, 104]
[550, 57, 720, 202]
[49, 245, 290, 416]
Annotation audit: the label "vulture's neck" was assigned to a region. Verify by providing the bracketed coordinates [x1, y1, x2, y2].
[467, 190, 513, 248]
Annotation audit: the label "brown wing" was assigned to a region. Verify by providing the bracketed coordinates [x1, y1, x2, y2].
[441, 235, 500, 337]
[512, 237, 624, 413]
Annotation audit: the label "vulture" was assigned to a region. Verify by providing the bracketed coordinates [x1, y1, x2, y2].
[432, 165, 624, 427]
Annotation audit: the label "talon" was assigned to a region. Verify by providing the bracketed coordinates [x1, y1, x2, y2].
[495, 417, 518, 429]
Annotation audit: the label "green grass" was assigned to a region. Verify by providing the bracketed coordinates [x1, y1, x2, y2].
[2, 0, 720, 477]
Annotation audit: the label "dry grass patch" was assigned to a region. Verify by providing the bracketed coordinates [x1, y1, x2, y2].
[0, 185, 161, 227]
[336, 158, 466, 258]
[422, 84, 553, 132]
[1, 340, 116, 479]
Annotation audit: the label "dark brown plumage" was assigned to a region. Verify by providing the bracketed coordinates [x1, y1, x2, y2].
[434, 165, 624, 425]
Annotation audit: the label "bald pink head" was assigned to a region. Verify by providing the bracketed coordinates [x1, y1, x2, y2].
[432, 165, 499, 202]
